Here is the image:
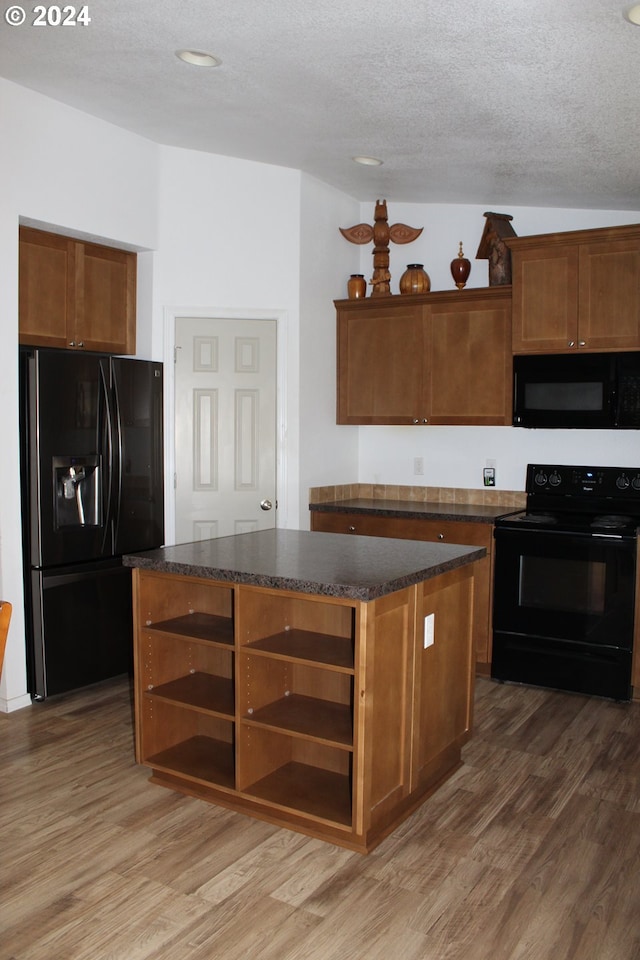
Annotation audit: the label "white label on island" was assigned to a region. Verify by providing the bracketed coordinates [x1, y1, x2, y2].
[424, 613, 435, 649]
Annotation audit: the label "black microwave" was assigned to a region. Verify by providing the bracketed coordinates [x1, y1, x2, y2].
[513, 351, 640, 428]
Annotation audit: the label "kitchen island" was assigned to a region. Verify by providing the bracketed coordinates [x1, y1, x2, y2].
[310, 496, 520, 670]
[125, 529, 485, 853]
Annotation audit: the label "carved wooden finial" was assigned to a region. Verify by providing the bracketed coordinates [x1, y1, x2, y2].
[340, 200, 423, 296]
[476, 212, 517, 286]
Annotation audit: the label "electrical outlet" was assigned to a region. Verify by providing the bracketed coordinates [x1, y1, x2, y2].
[483, 467, 496, 486]
[413, 457, 424, 476]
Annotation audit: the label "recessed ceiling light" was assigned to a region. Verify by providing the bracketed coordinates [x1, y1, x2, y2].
[625, 4, 640, 23]
[352, 156, 383, 166]
[351, 157, 382, 167]
[176, 50, 221, 67]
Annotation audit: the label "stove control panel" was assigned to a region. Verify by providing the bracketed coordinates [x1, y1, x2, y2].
[527, 464, 640, 504]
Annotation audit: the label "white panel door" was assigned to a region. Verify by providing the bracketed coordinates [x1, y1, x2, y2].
[174, 317, 277, 543]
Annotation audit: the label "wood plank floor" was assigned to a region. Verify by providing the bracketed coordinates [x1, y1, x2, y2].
[1, 676, 639, 960]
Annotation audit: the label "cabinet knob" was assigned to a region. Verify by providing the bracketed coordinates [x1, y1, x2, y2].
[568, 340, 575, 347]
[422, 418, 429, 424]
[348, 525, 356, 532]
[437, 533, 444, 540]
[68, 340, 76, 347]
[412, 418, 420, 424]
[578, 340, 586, 347]
[78, 341, 84, 348]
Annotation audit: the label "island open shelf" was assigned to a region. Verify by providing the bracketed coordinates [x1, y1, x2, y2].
[146, 611, 234, 647]
[146, 734, 235, 791]
[243, 629, 355, 672]
[127, 529, 484, 852]
[145, 672, 235, 717]
[244, 759, 353, 827]
[242, 693, 353, 748]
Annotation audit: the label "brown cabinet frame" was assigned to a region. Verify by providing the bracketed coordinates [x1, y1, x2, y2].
[336, 286, 512, 426]
[132, 565, 477, 853]
[19, 225, 136, 354]
[507, 223, 640, 355]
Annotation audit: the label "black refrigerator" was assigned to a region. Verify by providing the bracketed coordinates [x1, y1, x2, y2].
[20, 347, 164, 699]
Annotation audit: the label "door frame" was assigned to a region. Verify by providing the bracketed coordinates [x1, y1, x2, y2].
[163, 305, 289, 547]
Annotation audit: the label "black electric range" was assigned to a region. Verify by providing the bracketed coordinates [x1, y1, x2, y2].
[492, 464, 639, 701]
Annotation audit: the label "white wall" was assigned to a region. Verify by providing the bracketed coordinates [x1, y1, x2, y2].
[0, 80, 160, 711]
[0, 83, 343, 710]
[358, 426, 640, 491]
[298, 174, 360, 527]
[153, 146, 304, 536]
[354, 201, 640, 491]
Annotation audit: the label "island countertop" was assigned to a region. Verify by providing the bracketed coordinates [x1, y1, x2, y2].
[123, 528, 486, 602]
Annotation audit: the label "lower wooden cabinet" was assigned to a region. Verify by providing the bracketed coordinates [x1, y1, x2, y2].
[311, 511, 494, 670]
[132, 565, 476, 852]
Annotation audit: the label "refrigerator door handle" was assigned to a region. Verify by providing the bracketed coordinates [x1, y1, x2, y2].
[99, 361, 114, 555]
[111, 364, 124, 549]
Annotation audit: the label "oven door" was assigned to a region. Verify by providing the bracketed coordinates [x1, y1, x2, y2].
[492, 527, 635, 699]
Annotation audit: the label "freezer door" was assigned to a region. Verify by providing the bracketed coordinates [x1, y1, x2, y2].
[111, 358, 164, 555]
[23, 349, 111, 567]
[28, 560, 133, 699]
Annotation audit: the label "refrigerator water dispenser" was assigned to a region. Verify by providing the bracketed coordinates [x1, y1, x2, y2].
[53, 455, 101, 528]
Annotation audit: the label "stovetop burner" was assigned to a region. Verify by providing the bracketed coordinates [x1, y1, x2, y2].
[592, 514, 633, 530]
[497, 509, 638, 536]
[495, 464, 640, 539]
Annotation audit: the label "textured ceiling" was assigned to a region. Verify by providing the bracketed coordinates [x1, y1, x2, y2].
[1, 0, 639, 209]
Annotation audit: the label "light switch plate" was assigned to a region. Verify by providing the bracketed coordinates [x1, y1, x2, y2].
[424, 613, 435, 648]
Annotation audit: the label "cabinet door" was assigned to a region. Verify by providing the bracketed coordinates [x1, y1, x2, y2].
[511, 244, 580, 353]
[362, 587, 415, 830]
[428, 297, 512, 425]
[19, 227, 136, 354]
[411, 567, 475, 791]
[579, 239, 640, 351]
[337, 303, 427, 424]
[19, 227, 75, 348]
[75, 241, 136, 354]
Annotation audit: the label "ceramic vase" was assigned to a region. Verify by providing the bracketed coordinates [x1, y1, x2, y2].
[399, 264, 430, 295]
[347, 274, 367, 299]
[450, 242, 471, 290]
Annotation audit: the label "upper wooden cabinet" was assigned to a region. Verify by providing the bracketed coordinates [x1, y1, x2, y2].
[507, 223, 640, 354]
[19, 226, 136, 354]
[336, 286, 512, 426]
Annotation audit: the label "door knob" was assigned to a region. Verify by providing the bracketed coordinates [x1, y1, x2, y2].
[260, 499, 273, 511]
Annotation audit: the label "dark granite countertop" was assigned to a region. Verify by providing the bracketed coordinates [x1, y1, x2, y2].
[310, 498, 516, 524]
[123, 528, 486, 602]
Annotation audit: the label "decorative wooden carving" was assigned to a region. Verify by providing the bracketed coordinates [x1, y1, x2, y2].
[340, 200, 423, 296]
[476, 212, 517, 285]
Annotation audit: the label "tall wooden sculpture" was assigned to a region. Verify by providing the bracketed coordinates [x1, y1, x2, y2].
[340, 200, 423, 296]
[476, 212, 517, 285]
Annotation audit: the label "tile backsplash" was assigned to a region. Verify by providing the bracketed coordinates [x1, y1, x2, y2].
[309, 483, 526, 509]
